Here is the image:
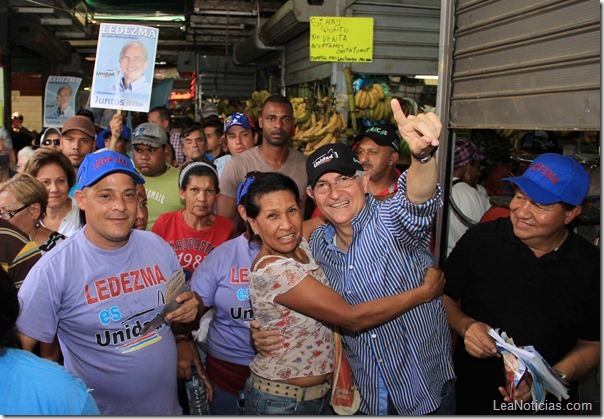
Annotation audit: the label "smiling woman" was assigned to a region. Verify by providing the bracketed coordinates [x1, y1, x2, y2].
[152, 160, 233, 280]
[241, 172, 446, 415]
[0, 173, 66, 254]
[24, 148, 83, 237]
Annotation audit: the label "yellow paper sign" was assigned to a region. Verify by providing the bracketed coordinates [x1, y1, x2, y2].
[310, 17, 373, 63]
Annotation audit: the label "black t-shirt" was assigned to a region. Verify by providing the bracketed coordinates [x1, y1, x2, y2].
[443, 218, 599, 414]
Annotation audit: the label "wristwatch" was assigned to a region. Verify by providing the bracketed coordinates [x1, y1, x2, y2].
[411, 146, 438, 164]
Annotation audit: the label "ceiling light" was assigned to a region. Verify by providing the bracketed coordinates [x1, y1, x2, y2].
[93, 14, 185, 22]
[414, 75, 438, 80]
[13, 7, 54, 13]
[41, 18, 72, 25]
[194, 10, 257, 17]
[56, 32, 86, 38]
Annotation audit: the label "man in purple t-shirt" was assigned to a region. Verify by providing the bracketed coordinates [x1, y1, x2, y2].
[17, 150, 200, 415]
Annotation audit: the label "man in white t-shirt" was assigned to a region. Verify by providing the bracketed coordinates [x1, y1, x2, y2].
[446, 138, 491, 256]
[17, 150, 200, 415]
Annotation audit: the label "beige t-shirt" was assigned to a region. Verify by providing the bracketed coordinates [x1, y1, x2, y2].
[249, 238, 334, 381]
[219, 146, 308, 205]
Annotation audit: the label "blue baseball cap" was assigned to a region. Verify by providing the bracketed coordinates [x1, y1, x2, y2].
[224, 113, 255, 134]
[77, 150, 145, 189]
[503, 153, 589, 206]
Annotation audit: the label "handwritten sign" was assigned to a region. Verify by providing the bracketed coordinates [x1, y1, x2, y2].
[310, 17, 373, 63]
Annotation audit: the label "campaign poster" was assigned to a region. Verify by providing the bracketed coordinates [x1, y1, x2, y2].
[90, 23, 159, 113]
[43, 76, 82, 127]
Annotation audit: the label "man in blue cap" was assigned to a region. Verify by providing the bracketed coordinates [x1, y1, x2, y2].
[443, 153, 600, 414]
[17, 150, 201, 415]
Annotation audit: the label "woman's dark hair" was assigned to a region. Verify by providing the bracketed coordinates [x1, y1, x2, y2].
[178, 159, 219, 191]
[243, 172, 300, 242]
[0, 267, 21, 352]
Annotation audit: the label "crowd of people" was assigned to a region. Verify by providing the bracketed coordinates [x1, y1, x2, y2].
[0, 94, 599, 416]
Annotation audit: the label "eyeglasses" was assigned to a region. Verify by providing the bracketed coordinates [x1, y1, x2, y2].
[313, 174, 358, 195]
[0, 204, 30, 220]
[236, 171, 262, 206]
[42, 139, 61, 146]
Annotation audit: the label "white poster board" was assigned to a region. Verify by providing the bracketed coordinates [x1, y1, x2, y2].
[90, 23, 158, 113]
[43, 76, 82, 127]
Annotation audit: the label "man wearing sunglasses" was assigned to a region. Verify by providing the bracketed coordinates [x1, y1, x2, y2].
[39, 127, 62, 150]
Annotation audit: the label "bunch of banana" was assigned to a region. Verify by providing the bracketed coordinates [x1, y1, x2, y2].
[366, 96, 393, 122]
[297, 111, 348, 155]
[292, 97, 312, 125]
[354, 83, 385, 110]
[243, 90, 272, 121]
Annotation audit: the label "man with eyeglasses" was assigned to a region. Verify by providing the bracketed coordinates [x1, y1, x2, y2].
[216, 95, 307, 221]
[306, 106, 453, 415]
[253, 104, 455, 415]
[111, 41, 151, 94]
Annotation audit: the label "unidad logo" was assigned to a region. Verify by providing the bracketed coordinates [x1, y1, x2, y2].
[313, 148, 339, 168]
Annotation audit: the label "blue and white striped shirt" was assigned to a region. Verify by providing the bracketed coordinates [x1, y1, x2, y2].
[309, 171, 455, 415]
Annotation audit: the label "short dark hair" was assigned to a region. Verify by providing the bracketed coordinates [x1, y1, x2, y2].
[149, 106, 170, 122]
[76, 109, 95, 125]
[182, 123, 203, 140]
[202, 118, 224, 137]
[0, 267, 21, 350]
[243, 172, 300, 243]
[260, 95, 293, 115]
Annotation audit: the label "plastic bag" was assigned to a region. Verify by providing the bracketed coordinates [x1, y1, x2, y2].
[330, 329, 361, 415]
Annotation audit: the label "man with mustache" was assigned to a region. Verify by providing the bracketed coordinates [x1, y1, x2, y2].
[352, 123, 401, 201]
[216, 95, 307, 221]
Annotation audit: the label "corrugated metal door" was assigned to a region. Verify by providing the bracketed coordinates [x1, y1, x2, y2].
[450, 0, 600, 130]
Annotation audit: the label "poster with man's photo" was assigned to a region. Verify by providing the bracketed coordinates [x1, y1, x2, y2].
[43, 76, 82, 127]
[90, 23, 158, 113]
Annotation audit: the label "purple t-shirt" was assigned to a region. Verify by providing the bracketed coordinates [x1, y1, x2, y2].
[17, 228, 182, 416]
[192, 234, 260, 365]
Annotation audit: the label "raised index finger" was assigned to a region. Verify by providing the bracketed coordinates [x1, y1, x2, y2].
[390, 98, 409, 127]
